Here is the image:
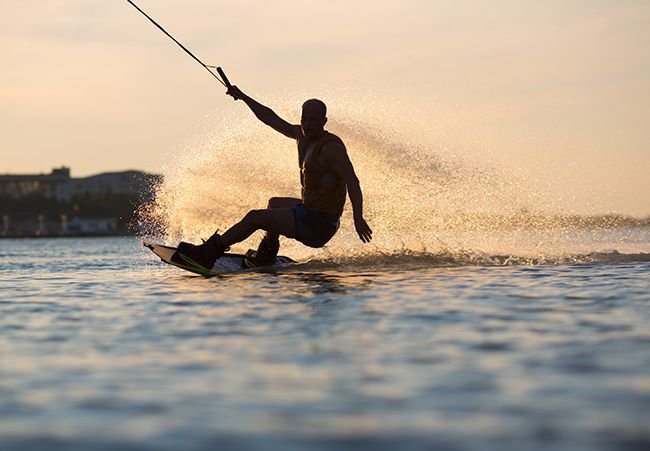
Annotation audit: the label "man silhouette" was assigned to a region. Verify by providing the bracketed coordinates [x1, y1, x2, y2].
[177, 85, 372, 269]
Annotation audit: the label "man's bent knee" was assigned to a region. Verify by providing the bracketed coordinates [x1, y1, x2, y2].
[243, 209, 266, 227]
[267, 197, 300, 209]
[243, 207, 295, 237]
[267, 197, 282, 209]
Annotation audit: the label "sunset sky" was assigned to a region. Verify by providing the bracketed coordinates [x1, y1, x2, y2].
[1, 0, 649, 215]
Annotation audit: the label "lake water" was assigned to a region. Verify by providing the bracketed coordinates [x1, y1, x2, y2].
[1, 236, 649, 451]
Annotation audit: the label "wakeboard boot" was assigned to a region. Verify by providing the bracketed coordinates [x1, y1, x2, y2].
[242, 235, 279, 268]
[176, 232, 227, 270]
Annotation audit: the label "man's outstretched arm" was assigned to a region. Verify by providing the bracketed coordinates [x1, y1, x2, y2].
[323, 143, 373, 243]
[226, 86, 299, 139]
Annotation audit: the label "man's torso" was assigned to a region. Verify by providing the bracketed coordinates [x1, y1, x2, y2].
[297, 131, 347, 216]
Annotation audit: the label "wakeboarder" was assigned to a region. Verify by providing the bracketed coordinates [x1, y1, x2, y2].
[176, 86, 372, 268]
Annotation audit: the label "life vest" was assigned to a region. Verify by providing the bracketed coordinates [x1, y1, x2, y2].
[297, 131, 347, 216]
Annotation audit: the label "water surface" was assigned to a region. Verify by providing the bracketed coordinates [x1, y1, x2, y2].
[1, 237, 649, 450]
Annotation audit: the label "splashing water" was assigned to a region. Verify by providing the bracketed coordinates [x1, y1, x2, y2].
[138, 93, 650, 264]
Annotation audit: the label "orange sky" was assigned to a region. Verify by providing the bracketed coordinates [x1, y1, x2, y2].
[1, 0, 649, 215]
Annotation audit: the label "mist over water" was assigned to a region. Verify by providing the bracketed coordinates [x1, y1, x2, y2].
[139, 94, 650, 264]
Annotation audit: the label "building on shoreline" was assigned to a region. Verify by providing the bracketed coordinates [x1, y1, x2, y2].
[0, 167, 155, 201]
[0, 167, 159, 237]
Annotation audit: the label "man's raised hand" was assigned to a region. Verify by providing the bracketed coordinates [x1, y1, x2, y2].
[226, 85, 243, 101]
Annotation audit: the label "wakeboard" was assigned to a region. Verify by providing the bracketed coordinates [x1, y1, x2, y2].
[143, 241, 295, 276]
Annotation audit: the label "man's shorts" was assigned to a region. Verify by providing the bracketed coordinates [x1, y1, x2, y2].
[292, 204, 340, 248]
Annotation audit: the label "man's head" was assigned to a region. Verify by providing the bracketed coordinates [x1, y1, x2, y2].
[301, 99, 327, 139]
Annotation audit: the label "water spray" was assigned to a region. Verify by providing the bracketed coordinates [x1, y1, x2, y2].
[126, 0, 231, 88]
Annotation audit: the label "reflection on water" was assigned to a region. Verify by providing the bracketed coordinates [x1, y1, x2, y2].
[290, 272, 356, 295]
[0, 237, 649, 451]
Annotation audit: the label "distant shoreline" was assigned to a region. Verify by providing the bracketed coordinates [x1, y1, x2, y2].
[0, 233, 137, 239]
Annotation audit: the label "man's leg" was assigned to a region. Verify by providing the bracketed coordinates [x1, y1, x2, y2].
[257, 197, 301, 265]
[259, 197, 301, 249]
[177, 198, 300, 269]
[221, 197, 301, 247]
[222, 197, 300, 266]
